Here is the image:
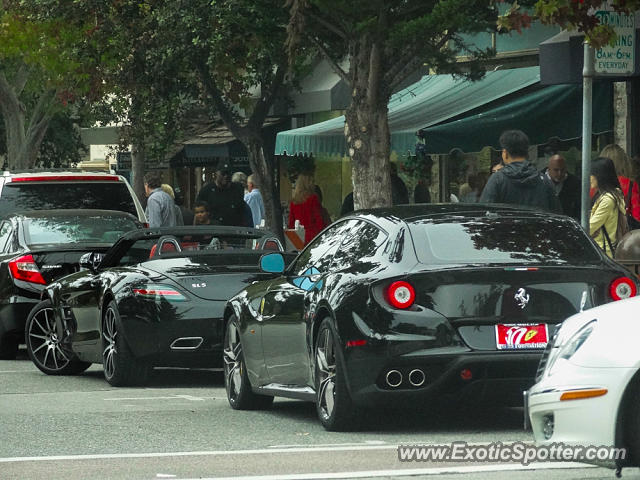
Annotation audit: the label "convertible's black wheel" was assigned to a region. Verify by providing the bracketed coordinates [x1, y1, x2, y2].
[102, 301, 149, 386]
[315, 318, 360, 431]
[25, 300, 90, 375]
[0, 333, 18, 360]
[224, 316, 273, 410]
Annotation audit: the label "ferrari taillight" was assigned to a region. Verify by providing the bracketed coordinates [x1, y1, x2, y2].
[386, 281, 415, 309]
[609, 277, 637, 301]
[8, 254, 46, 285]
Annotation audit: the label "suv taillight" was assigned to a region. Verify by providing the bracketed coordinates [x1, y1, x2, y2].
[610, 277, 637, 301]
[8, 254, 46, 285]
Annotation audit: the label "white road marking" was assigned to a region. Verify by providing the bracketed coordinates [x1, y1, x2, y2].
[156, 475, 177, 479]
[0, 370, 25, 373]
[269, 441, 386, 448]
[104, 395, 213, 401]
[178, 462, 597, 480]
[0, 445, 413, 462]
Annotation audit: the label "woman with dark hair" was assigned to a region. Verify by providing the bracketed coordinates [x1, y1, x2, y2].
[590, 157, 626, 257]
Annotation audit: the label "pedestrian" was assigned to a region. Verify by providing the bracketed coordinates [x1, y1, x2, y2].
[232, 171, 248, 195]
[480, 130, 561, 212]
[600, 144, 640, 228]
[161, 184, 184, 226]
[174, 186, 194, 227]
[340, 191, 354, 216]
[414, 179, 431, 203]
[193, 201, 212, 226]
[196, 167, 246, 226]
[460, 174, 481, 203]
[144, 172, 177, 228]
[390, 163, 409, 205]
[244, 174, 265, 227]
[590, 157, 627, 257]
[542, 154, 581, 220]
[314, 185, 332, 226]
[288, 173, 327, 245]
[230, 171, 254, 227]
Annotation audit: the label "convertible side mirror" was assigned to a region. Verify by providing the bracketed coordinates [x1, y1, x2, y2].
[259, 252, 285, 273]
[79, 252, 103, 272]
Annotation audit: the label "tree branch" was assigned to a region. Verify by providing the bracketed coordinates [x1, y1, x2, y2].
[26, 89, 56, 134]
[0, 71, 20, 112]
[194, 60, 242, 134]
[306, 12, 348, 40]
[248, 63, 286, 131]
[308, 36, 350, 86]
[13, 63, 32, 96]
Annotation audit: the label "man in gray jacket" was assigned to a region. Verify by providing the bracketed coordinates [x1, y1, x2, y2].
[480, 130, 561, 213]
[144, 172, 177, 227]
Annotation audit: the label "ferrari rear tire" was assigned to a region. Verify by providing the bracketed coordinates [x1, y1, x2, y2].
[25, 299, 91, 375]
[102, 300, 150, 386]
[315, 318, 360, 431]
[224, 316, 273, 410]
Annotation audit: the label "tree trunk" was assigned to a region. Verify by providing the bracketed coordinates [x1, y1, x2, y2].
[243, 134, 284, 243]
[345, 39, 392, 210]
[131, 142, 146, 204]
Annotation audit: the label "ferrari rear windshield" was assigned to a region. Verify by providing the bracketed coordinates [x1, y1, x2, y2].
[411, 217, 602, 265]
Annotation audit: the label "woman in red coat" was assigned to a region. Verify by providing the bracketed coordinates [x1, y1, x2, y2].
[600, 144, 640, 223]
[288, 173, 327, 245]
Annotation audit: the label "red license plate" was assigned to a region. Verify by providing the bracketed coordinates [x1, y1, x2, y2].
[495, 323, 548, 350]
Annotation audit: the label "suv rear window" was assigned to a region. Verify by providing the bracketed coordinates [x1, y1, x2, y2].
[410, 217, 602, 264]
[24, 214, 141, 246]
[0, 182, 137, 218]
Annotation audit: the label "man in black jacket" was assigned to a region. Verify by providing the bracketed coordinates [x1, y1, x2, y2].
[480, 130, 561, 213]
[542, 154, 581, 220]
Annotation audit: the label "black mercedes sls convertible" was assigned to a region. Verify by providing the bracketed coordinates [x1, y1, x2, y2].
[222, 204, 638, 430]
[25, 226, 285, 386]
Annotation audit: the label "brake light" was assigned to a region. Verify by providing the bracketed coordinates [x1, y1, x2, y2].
[346, 339, 367, 348]
[386, 281, 415, 309]
[8, 254, 46, 285]
[609, 277, 637, 301]
[133, 285, 186, 301]
[142, 223, 150, 228]
[10, 175, 120, 182]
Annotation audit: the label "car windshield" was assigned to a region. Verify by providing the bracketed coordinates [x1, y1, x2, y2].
[0, 182, 138, 218]
[116, 232, 279, 266]
[25, 214, 140, 246]
[410, 217, 602, 265]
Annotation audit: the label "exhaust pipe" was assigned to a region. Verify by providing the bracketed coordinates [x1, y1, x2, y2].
[385, 370, 403, 388]
[170, 337, 203, 350]
[408, 369, 425, 387]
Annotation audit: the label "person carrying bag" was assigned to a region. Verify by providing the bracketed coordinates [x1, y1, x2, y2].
[590, 157, 628, 258]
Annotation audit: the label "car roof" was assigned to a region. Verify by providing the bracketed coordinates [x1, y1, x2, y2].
[2, 171, 124, 182]
[344, 203, 568, 226]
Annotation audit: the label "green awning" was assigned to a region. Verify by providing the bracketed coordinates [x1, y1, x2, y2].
[275, 66, 612, 156]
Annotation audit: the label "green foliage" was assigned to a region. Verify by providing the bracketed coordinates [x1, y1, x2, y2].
[501, 0, 640, 48]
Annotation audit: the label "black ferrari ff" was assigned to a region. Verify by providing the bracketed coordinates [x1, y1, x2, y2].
[26, 226, 286, 386]
[0, 209, 143, 359]
[222, 204, 639, 430]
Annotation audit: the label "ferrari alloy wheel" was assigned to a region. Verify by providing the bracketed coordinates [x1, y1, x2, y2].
[26, 299, 90, 375]
[102, 301, 149, 386]
[315, 318, 359, 431]
[224, 316, 273, 410]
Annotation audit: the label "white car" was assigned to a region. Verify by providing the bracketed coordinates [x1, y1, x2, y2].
[527, 294, 640, 470]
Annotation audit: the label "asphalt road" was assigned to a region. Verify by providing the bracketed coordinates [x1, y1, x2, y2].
[0, 350, 633, 480]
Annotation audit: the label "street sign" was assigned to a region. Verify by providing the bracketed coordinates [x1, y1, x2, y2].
[594, 10, 635, 75]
